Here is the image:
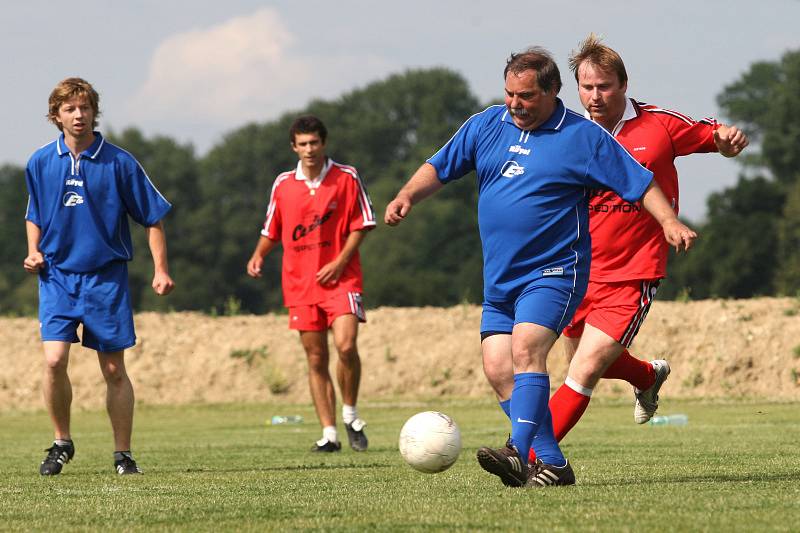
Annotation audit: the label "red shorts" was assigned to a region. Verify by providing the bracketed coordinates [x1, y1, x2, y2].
[288, 291, 366, 331]
[562, 279, 659, 347]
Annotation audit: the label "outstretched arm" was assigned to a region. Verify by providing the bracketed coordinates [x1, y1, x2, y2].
[146, 221, 175, 295]
[246, 236, 279, 278]
[384, 163, 444, 226]
[714, 125, 749, 157]
[316, 229, 368, 285]
[23, 220, 45, 274]
[640, 181, 697, 253]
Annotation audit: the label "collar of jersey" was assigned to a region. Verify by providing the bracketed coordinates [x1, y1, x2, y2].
[294, 157, 331, 185]
[56, 131, 106, 159]
[501, 97, 567, 132]
[584, 98, 638, 136]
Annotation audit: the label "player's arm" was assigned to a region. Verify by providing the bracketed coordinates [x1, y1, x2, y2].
[640, 181, 697, 253]
[316, 229, 368, 285]
[247, 236, 279, 278]
[384, 163, 444, 226]
[23, 220, 45, 274]
[713, 124, 749, 157]
[146, 221, 175, 295]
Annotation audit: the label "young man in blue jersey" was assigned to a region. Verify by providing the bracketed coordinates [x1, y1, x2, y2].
[23, 78, 174, 476]
[385, 48, 697, 487]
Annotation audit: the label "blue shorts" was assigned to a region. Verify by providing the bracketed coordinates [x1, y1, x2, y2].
[480, 276, 586, 335]
[38, 261, 136, 352]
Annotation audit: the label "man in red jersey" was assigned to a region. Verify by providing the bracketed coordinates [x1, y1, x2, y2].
[530, 35, 748, 462]
[247, 115, 376, 452]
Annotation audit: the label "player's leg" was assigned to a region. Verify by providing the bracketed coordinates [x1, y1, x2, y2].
[97, 350, 141, 474]
[479, 301, 514, 417]
[38, 266, 81, 475]
[300, 328, 340, 451]
[329, 302, 368, 451]
[595, 280, 669, 423]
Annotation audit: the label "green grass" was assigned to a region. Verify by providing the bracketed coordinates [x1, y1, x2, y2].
[1, 399, 799, 532]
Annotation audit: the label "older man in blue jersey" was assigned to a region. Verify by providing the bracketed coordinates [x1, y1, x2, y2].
[385, 47, 696, 488]
[23, 78, 174, 476]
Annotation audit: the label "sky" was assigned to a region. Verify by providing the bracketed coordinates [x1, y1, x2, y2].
[3, 0, 799, 221]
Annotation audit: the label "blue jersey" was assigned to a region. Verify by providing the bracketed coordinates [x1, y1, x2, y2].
[25, 132, 171, 273]
[428, 100, 653, 301]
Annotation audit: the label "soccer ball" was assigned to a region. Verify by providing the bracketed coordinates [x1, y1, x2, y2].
[398, 411, 462, 473]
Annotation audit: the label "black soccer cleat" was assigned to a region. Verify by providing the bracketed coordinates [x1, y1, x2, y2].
[525, 458, 576, 487]
[476, 438, 528, 487]
[114, 452, 143, 475]
[311, 439, 342, 452]
[40, 441, 75, 476]
[345, 418, 368, 452]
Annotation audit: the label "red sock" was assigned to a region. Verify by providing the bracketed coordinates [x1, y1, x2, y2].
[529, 383, 590, 463]
[602, 349, 655, 390]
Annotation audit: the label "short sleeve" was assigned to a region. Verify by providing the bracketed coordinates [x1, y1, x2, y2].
[586, 132, 653, 203]
[24, 163, 40, 226]
[119, 156, 171, 226]
[427, 112, 484, 183]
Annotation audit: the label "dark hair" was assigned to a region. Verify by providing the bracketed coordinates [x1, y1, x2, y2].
[504, 47, 562, 95]
[289, 115, 328, 144]
[568, 33, 628, 85]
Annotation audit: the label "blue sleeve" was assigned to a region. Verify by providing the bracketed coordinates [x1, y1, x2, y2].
[427, 112, 484, 183]
[585, 132, 653, 203]
[24, 162, 40, 226]
[118, 156, 172, 226]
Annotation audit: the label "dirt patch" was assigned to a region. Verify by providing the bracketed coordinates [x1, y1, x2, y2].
[1, 298, 799, 412]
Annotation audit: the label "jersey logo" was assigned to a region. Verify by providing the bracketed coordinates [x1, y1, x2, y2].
[65, 178, 84, 187]
[292, 210, 333, 241]
[632, 146, 647, 152]
[501, 161, 525, 178]
[542, 267, 564, 277]
[508, 144, 531, 155]
[63, 192, 84, 207]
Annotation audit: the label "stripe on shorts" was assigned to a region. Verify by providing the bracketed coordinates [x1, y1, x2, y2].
[619, 280, 659, 348]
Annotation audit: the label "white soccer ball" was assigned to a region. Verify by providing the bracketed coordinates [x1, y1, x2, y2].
[398, 411, 462, 473]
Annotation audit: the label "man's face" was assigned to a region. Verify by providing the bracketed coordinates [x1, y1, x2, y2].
[56, 95, 94, 139]
[577, 62, 628, 128]
[504, 69, 555, 130]
[291, 132, 326, 168]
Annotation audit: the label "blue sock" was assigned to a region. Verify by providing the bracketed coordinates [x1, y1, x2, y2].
[509, 372, 550, 459]
[498, 399, 511, 419]
[531, 406, 566, 466]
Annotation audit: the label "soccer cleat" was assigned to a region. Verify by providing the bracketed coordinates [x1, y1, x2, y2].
[114, 452, 143, 475]
[39, 441, 75, 476]
[634, 359, 671, 424]
[525, 458, 576, 487]
[345, 418, 368, 452]
[311, 438, 342, 452]
[476, 438, 528, 487]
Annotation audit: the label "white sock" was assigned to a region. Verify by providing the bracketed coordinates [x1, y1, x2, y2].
[342, 404, 357, 425]
[565, 376, 594, 397]
[323, 426, 338, 443]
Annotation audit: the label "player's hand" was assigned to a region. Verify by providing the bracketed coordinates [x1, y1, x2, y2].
[152, 271, 175, 295]
[316, 260, 345, 286]
[714, 125, 749, 157]
[246, 255, 264, 278]
[384, 196, 413, 226]
[23, 252, 45, 274]
[662, 218, 697, 253]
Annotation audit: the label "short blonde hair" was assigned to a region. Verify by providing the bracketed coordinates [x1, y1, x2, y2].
[47, 77, 101, 131]
[568, 33, 628, 85]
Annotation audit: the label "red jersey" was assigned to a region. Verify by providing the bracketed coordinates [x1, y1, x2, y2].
[588, 99, 719, 281]
[261, 158, 376, 306]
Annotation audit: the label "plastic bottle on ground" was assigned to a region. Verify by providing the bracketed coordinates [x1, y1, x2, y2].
[270, 415, 304, 425]
[648, 414, 688, 426]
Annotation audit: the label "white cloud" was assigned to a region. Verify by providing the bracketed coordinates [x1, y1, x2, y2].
[127, 8, 395, 149]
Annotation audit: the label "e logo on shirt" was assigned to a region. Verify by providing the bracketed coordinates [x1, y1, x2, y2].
[63, 191, 84, 207]
[501, 160, 525, 178]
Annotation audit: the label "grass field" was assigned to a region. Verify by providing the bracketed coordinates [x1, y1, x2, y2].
[1, 399, 799, 532]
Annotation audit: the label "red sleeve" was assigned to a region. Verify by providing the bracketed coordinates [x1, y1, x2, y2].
[644, 105, 719, 157]
[341, 166, 377, 233]
[261, 176, 284, 240]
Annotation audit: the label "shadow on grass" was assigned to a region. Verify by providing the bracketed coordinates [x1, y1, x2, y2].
[584, 470, 800, 486]
[178, 462, 393, 474]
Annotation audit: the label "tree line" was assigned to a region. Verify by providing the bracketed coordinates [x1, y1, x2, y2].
[0, 52, 797, 316]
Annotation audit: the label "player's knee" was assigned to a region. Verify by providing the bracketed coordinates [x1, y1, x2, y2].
[100, 360, 128, 383]
[334, 338, 357, 359]
[305, 350, 329, 371]
[43, 353, 68, 373]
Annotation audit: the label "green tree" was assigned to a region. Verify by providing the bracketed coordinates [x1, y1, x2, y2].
[0, 164, 37, 315]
